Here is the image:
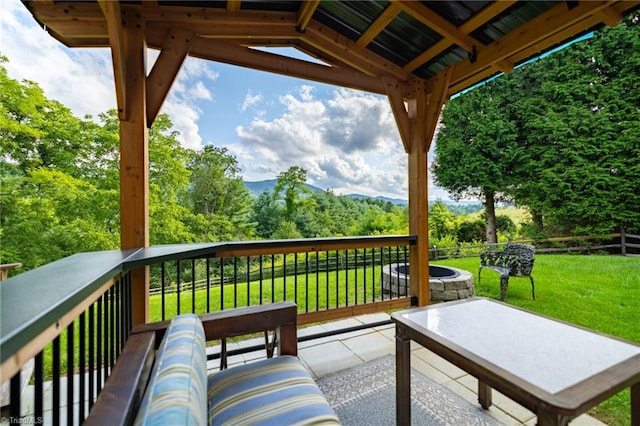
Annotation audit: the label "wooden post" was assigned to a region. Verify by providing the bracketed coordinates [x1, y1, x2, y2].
[117, 6, 149, 326]
[405, 72, 450, 306]
[407, 82, 430, 305]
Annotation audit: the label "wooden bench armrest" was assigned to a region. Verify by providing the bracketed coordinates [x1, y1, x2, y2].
[132, 301, 298, 356]
[84, 332, 156, 426]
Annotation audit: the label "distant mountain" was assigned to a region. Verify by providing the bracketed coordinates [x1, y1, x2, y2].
[244, 180, 408, 204]
[243, 179, 482, 210]
[345, 193, 408, 206]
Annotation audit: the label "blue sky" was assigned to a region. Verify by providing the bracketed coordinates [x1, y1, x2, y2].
[2, 0, 452, 200]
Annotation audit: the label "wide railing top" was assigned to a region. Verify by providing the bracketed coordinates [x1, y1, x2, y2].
[1, 235, 415, 366]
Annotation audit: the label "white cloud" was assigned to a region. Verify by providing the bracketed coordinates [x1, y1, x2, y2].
[241, 91, 263, 111]
[2, 0, 215, 150]
[229, 86, 409, 199]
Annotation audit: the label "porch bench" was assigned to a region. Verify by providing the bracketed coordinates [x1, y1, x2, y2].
[86, 302, 340, 425]
[478, 243, 536, 301]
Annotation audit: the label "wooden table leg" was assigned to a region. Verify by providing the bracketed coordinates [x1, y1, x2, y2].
[536, 409, 571, 426]
[478, 380, 492, 409]
[396, 325, 411, 426]
[632, 382, 639, 426]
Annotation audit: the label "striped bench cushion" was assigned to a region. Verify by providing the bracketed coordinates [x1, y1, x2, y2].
[208, 356, 341, 425]
[135, 314, 208, 426]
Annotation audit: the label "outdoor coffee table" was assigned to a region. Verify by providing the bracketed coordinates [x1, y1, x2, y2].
[391, 297, 640, 425]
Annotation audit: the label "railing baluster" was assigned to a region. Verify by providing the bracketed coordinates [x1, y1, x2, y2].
[206, 258, 211, 313]
[282, 254, 286, 302]
[335, 250, 339, 308]
[345, 249, 350, 306]
[315, 253, 319, 311]
[66, 321, 74, 426]
[246, 256, 250, 306]
[220, 258, 225, 311]
[79, 311, 86, 421]
[103, 291, 109, 385]
[110, 286, 115, 373]
[294, 253, 298, 306]
[115, 280, 120, 357]
[192, 259, 196, 313]
[161, 262, 166, 321]
[354, 249, 358, 305]
[176, 260, 181, 315]
[52, 336, 61, 426]
[34, 351, 44, 420]
[88, 304, 95, 410]
[9, 370, 20, 419]
[259, 256, 264, 305]
[305, 252, 309, 312]
[96, 297, 102, 395]
[233, 258, 238, 308]
[271, 254, 275, 304]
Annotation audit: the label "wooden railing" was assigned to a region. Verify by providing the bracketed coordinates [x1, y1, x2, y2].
[0, 235, 415, 424]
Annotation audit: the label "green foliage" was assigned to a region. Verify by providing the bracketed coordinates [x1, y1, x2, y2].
[434, 16, 640, 239]
[457, 219, 485, 243]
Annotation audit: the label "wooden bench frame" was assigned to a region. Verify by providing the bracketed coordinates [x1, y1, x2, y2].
[86, 302, 298, 425]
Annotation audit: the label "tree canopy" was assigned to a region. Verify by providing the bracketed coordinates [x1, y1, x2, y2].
[433, 16, 640, 238]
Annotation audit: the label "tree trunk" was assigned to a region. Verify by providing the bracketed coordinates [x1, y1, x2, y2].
[485, 191, 498, 244]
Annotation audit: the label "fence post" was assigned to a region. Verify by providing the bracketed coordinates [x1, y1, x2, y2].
[621, 227, 627, 256]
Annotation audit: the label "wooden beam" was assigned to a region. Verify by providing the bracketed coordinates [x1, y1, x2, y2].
[119, 5, 149, 325]
[182, 37, 402, 95]
[357, 3, 401, 48]
[99, 0, 128, 120]
[297, 0, 320, 31]
[226, 0, 241, 13]
[396, 0, 476, 52]
[423, 70, 451, 153]
[451, 1, 615, 89]
[402, 1, 517, 73]
[596, 7, 623, 26]
[303, 22, 409, 81]
[146, 29, 194, 127]
[383, 77, 410, 153]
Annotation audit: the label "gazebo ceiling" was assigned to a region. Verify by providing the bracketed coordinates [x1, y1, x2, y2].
[21, 0, 640, 98]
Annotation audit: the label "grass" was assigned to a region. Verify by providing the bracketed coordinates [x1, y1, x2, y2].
[436, 254, 640, 425]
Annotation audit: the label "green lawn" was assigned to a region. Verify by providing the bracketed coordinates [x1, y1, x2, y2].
[436, 254, 640, 425]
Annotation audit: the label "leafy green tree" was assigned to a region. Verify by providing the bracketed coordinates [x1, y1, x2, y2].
[273, 166, 313, 219]
[188, 145, 253, 240]
[428, 201, 458, 241]
[433, 79, 519, 243]
[250, 191, 284, 239]
[511, 16, 640, 235]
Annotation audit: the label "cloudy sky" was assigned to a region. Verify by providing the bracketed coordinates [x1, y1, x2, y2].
[2, 0, 451, 201]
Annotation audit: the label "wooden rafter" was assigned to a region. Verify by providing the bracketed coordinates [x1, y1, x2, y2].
[395, 0, 476, 52]
[357, 3, 401, 48]
[297, 0, 320, 31]
[303, 23, 409, 80]
[146, 29, 194, 127]
[401, 1, 517, 74]
[98, 0, 127, 120]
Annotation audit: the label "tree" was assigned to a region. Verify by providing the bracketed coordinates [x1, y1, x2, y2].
[188, 145, 253, 240]
[511, 16, 640, 235]
[433, 78, 519, 243]
[273, 166, 313, 219]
